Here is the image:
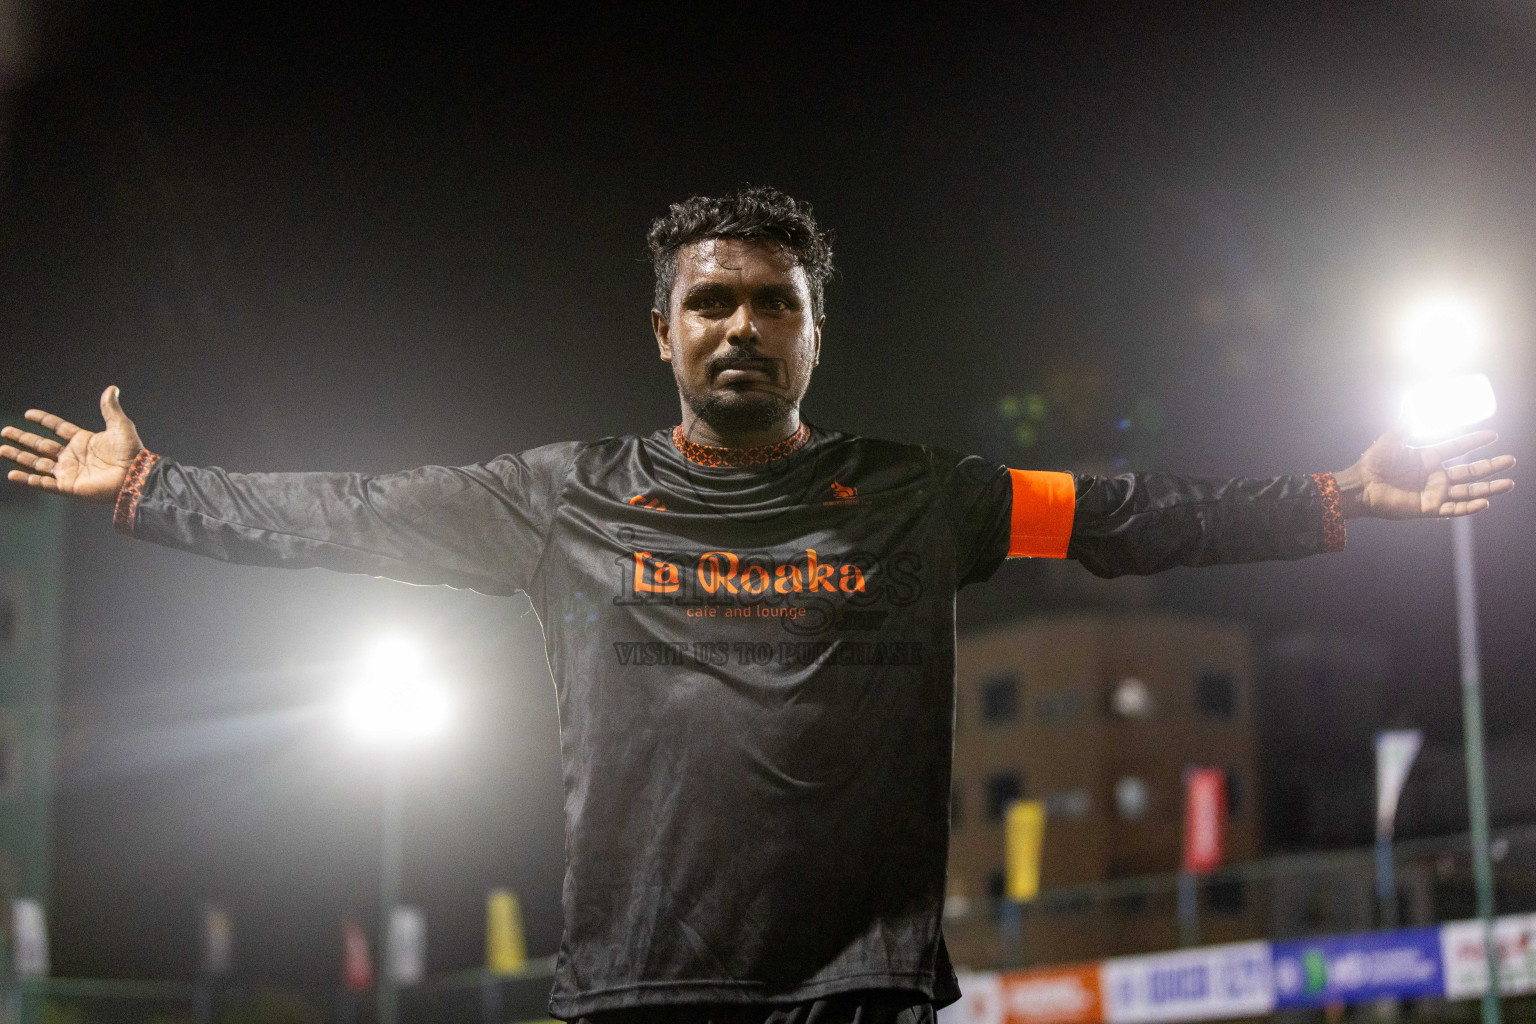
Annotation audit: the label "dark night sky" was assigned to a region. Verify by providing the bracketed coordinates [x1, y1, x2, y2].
[3, 1, 1535, 986]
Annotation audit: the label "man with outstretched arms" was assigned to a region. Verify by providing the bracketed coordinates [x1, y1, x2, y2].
[3, 187, 1516, 1024]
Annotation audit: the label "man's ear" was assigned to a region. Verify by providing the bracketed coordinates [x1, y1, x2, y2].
[812, 315, 825, 368]
[652, 309, 673, 362]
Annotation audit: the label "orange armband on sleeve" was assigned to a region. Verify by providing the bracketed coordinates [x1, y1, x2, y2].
[1007, 469, 1076, 558]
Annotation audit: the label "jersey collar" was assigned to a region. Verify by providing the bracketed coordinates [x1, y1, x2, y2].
[671, 423, 811, 468]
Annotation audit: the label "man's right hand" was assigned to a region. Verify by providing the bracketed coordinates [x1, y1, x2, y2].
[2, 386, 144, 501]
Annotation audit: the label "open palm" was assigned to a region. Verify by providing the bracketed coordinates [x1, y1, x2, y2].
[1348, 428, 1516, 519]
[2, 386, 143, 502]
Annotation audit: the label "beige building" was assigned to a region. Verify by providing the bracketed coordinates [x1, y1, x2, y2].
[944, 612, 1261, 968]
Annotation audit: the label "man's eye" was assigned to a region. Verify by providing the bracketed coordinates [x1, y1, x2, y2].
[762, 298, 789, 311]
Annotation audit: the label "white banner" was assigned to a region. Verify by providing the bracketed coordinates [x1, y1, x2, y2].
[1102, 942, 1273, 1024]
[1374, 730, 1423, 837]
[1441, 914, 1536, 998]
[388, 906, 426, 986]
[943, 972, 1005, 1024]
[12, 899, 48, 978]
[201, 904, 233, 976]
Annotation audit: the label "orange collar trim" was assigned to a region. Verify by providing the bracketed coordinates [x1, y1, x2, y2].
[671, 423, 811, 467]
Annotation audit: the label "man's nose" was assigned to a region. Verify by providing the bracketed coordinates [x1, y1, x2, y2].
[724, 303, 758, 345]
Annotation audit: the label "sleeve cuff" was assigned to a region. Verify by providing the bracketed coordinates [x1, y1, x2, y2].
[113, 449, 162, 536]
[1311, 471, 1347, 553]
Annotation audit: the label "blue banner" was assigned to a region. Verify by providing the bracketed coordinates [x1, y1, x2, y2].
[1273, 927, 1443, 1007]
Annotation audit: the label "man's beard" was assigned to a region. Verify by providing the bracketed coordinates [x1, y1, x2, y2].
[679, 381, 796, 436]
[677, 352, 802, 437]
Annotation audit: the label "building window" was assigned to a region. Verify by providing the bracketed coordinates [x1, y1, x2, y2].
[1114, 776, 1149, 819]
[981, 674, 1020, 723]
[0, 714, 19, 802]
[1206, 877, 1247, 915]
[1037, 690, 1083, 723]
[1110, 890, 1148, 916]
[985, 772, 1024, 822]
[950, 780, 964, 829]
[1044, 788, 1090, 819]
[1196, 671, 1237, 720]
[0, 581, 17, 653]
[1043, 891, 1092, 916]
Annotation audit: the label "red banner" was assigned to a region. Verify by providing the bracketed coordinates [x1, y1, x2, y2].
[342, 918, 375, 992]
[1182, 768, 1226, 875]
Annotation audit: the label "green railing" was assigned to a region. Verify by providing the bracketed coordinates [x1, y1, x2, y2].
[13, 958, 558, 1024]
[944, 823, 1536, 971]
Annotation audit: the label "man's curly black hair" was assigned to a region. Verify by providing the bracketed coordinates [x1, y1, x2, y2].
[647, 186, 835, 319]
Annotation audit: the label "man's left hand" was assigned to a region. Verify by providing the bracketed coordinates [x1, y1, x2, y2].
[1335, 429, 1516, 519]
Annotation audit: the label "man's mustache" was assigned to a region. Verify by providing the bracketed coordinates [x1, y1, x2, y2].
[708, 354, 783, 381]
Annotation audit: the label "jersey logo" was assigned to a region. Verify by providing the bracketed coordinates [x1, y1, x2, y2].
[628, 493, 669, 512]
[823, 480, 865, 507]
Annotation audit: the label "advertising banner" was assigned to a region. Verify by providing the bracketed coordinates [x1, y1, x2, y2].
[944, 965, 1104, 1024]
[1181, 770, 1226, 875]
[1102, 942, 1273, 1024]
[1001, 964, 1104, 1024]
[943, 972, 1004, 1024]
[1273, 927, 1442, 1007]
[1441, 914, 1536, 999]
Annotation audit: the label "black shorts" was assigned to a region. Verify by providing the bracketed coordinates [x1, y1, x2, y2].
[574, 990, 937, 1024]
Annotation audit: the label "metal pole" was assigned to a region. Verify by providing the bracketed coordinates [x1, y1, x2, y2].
[481, 970, 502, 1024]
[1375, 830, 1398, 929]
[378, 754, 404, 1024]
[1000, 899, 1022, 968]
[1454, 515, 1501, 1024]
[193, 980, 212, 1024]
[1176, 871, 1199, 948]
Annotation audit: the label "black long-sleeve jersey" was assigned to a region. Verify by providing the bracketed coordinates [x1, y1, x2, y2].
[112, 423, 1345, 1018]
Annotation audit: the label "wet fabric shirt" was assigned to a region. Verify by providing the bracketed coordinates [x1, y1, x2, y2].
[113, 425, 1344, 1018]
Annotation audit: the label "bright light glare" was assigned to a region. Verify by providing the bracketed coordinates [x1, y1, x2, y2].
[1398, 293, 1487, 371]
[341, 637, 450, 743]
[1401, 373, 1497, 439]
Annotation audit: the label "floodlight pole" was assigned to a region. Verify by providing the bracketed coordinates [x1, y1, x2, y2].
[1454, 515, 1501, 1024]
[378, 752, 405, 1024]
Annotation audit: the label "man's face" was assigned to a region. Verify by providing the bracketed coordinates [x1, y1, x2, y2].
[653, 238, 823, 437]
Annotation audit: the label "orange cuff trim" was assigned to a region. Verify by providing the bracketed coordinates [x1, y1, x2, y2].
[1311, 471, 1347, 553]
[113, 449, 161, 536]
[1007, 469, 1076, 558]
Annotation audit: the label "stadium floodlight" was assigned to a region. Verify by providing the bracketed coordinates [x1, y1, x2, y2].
[341, 636, 451, 743]
[1393, 287, 1504, 1024]
[1398, 291, 1487, 373]
[1400, 373, 1497, 440]
[339, 635, 449, 1024]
